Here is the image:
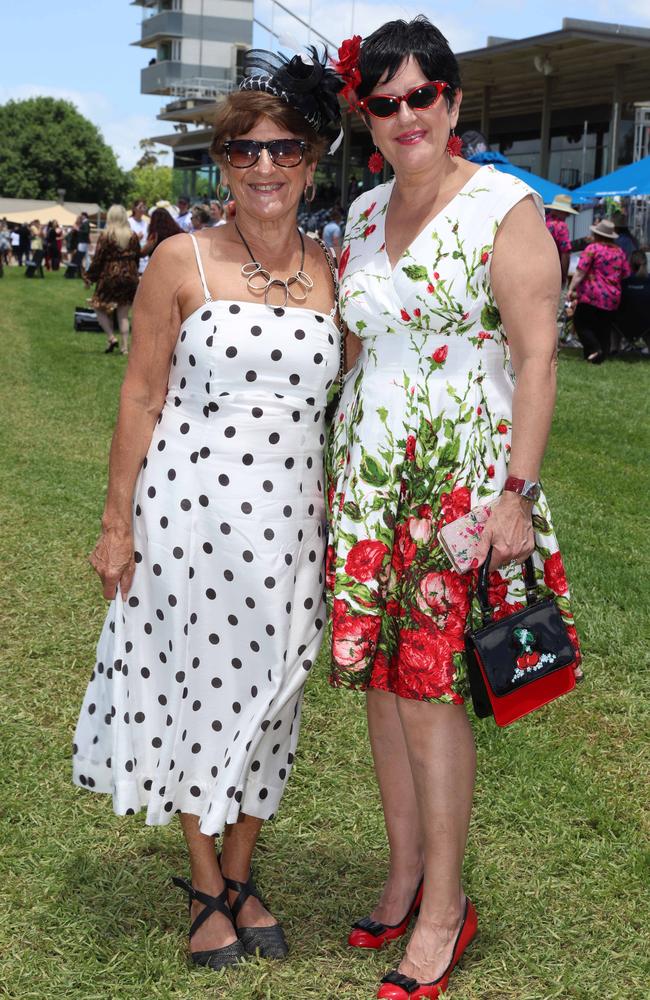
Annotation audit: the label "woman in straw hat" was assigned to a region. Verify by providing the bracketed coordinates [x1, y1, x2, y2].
[544, 193, 577, 285]
[567, 218, 631, 363]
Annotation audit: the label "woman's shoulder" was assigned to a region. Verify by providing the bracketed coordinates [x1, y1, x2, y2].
[347, 182, 391, 224]
[476, 165, 543, 217]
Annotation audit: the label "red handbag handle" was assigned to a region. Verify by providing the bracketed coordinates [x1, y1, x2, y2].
[477, 546, 539, 625]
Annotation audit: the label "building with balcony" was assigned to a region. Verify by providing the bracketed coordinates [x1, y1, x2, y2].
[133, 9, 650, 218]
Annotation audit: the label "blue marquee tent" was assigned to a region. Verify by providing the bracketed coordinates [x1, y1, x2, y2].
[468, 151, 573, 204]
[570, 156, 650, 201]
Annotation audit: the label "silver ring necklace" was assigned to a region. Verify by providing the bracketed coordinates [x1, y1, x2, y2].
[235, 223, 313, 308]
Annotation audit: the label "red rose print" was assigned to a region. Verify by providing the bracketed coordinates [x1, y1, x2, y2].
[413, 308, 421, 318]
[398, 625, 457, 699]
[487, 570, 509, 608]
[476, 406, 482, 415]
[487, 464, 495, 478]
[481, 251, 489, 264]
[544, 551, 568, 595]
[363, 224, 376, 239]
[440, 486, 472, 524]
[418, 504, 432, 518]
[419, 571, 470, 626]
[497, 422, 508, 434]
[362, 201, 376, 219]
[332, 598, 380, 670]
[344, 539, 389, 582]
[327, 483, 335, 512]
[462, 312, 469, 320]
[492, 600, 525, 621]
[427, 283, 435, 293]
[392, 522, 417, 577]
[433, 271, 440, 279]
[478, 331, 492, 340]
[400, 308, 411, 322]
[432, 345, 448, 364]
[338, 244, 350, 278]
[326, 544, 336, 590]
[370, 648, 391, 689]
[385, 599, 401, 616]
[405, 435, 417, 461]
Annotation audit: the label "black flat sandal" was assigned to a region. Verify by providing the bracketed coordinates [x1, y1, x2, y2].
[172, 876, 247, 970]
[223, 873, 289, 960]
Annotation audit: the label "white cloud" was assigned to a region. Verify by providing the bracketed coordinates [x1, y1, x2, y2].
[0, 83, 170, 170]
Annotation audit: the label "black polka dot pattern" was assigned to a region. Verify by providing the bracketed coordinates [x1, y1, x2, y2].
[72, 288, 337, 837]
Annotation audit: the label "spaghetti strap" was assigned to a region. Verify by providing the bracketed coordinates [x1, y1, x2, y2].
[189, 233, 213, 303]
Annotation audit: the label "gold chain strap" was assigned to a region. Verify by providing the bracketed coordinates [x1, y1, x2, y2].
[315, 236, 345, 388]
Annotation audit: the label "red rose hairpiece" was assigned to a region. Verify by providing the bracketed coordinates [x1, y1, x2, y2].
[331, 34, 362, 105]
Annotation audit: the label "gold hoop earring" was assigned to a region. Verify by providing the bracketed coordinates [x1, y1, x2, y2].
[304, 182, 316, 204]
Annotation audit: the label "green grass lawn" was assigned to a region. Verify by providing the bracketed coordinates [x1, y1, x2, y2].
[1, 266, 648, 1000]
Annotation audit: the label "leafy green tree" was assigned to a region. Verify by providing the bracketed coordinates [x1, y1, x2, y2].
[0, 97, 129, 204]
[127, 164, 174, 207]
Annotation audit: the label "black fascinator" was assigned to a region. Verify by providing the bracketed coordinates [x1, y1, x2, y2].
[239, 47, 344, 151]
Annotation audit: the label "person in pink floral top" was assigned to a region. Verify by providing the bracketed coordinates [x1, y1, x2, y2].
[567, 217, 631, 363]
[544, 194, 577, 284]
[327, 17, 582, 1000]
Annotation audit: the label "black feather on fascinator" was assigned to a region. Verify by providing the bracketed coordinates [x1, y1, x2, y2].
[239, 47, 344, 152]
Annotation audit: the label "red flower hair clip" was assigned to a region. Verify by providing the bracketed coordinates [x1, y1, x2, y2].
[331, 34, 362, 105]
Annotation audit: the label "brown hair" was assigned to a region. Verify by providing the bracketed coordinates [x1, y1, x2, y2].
[210, 91, 328, 165]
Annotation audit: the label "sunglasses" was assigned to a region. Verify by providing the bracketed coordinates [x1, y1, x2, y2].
[222, 139, 307, 168]
[356, 81, 449, 119]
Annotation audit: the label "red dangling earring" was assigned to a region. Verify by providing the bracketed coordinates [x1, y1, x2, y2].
[446, 129, 463, 157]
[368, 147, 384, 174]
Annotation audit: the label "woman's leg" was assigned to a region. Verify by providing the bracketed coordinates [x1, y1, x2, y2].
[221, 814, 278, 927]
[179, 813, 239, 952]
[94, 307, 117, 344]
[366, 688, 424, 922]
[116, 304, 130, 353]
[573, 304, 603, 361]
[395, 699, 476, 982]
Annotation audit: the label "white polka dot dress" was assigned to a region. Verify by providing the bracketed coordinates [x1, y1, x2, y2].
[72, 235, 339, 835]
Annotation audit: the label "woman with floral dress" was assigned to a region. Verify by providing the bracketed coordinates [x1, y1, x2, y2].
[327, 18, 582, 1000]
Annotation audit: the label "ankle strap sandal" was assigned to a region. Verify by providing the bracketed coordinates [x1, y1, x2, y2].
[172, 876, 246, 970]
[223, 873, 289, 960]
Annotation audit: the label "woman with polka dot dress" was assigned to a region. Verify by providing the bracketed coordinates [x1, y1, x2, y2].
[73, 48, 344, 970]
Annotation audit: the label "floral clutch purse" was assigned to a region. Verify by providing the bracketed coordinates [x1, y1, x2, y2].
[437, 502, 494, 573]
[465, 547, 577, 727]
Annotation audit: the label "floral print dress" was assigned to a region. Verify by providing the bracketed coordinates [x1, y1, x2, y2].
[576, 241, 630, 311]
[325, 166, 581, 703]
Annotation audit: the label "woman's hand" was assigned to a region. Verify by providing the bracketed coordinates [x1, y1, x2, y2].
[474, 492, 535, 571]
[89, 523, 136, 600]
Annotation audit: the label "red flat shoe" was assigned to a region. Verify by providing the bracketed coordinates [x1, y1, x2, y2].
[348, 878, 423, 950]
[376, 898, 477, 999]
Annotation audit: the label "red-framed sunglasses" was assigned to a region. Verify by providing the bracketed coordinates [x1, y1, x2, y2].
[356, 80, 449, 119]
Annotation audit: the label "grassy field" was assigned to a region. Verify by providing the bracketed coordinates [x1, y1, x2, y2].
[1, 266, 648, 1000]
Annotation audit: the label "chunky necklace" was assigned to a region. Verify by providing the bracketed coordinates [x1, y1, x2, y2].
[235, 223, 314, 307]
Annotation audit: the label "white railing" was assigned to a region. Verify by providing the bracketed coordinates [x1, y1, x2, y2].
[168, 77, 236, 99]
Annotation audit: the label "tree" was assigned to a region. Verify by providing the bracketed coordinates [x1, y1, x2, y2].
[127, 164, 174, 207]
[135, 138, 160, 169]
[0, 97, 129, 204]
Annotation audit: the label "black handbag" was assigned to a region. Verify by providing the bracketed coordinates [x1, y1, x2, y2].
[465, 547, 577, 726]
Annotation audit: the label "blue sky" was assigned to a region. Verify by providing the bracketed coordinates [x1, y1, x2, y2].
[1, 0, 648, 169]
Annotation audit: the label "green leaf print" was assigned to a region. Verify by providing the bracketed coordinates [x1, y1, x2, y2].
[532, 514, 551, 534]
[377, 406, 388, 424]
[480, 303, 501, 330]
[360, 450, 390, 487]
[402, 264, 429, 281]
[343, 501, 362, 521]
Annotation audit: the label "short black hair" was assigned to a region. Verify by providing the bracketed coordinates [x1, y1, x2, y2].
[357, 16, 461, 108]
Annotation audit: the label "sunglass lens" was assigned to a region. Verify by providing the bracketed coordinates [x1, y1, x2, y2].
[406, 84, 442, 110]
[269, 140, 303, 166]
[227, 141, 258, 167]
[366, 96, 399, 118]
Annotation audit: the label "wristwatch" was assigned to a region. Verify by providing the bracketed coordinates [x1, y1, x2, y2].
[503, 476, 541, 502]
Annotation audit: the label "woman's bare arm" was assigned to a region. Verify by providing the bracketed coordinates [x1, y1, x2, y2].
[475, 195, 560, 570]
[90, 234, 189, 598]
